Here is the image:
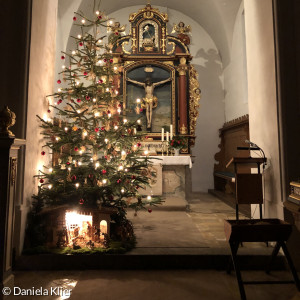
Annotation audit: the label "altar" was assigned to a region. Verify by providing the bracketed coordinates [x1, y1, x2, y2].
[140, 155, 192, 198]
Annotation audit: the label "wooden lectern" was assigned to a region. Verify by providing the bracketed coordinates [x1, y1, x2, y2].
[226, 157, 266, 220]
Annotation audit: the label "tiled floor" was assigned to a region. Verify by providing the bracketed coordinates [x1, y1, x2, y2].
[7, 270, 300, 300]
[127, 192, 268, 254]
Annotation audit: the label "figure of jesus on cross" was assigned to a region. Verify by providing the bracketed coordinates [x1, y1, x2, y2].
[127, 76, 171, 129]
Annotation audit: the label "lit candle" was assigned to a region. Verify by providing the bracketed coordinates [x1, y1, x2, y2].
[161, 128, 164, 141]
[170, 125, 173, 139]
[166, 132, 169, 141]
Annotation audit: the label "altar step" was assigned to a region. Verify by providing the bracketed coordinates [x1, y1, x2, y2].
[15, 251, 287, 271]
[153, 196, 189, 211]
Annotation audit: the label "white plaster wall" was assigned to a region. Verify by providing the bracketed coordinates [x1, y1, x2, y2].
[20, 0, 58, 253]
[224, 1, 249, 121]
[244, 0, 283, 219]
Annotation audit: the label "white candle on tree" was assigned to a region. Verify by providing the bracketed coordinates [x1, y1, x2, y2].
[161, 128, 164, 141]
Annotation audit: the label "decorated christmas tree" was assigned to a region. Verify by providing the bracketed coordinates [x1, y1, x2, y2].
[29, 9, 162, 252]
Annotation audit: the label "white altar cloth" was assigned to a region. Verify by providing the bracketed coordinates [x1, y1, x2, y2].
[148, 156, 192, 168]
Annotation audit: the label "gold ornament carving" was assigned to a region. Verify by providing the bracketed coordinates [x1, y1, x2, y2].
[180, 124, 188, 135]
[177, 58, 188, 76]
[167, 41, 176, 55]
[129, 4, 168, 23]
[121, 41, 131, 54]
[0, 106, 16, 137]
[189, 65, 201, 136]
[10, 157, 17, 186]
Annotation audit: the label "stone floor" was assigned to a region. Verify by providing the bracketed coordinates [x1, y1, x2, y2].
[7, 270, 300, 300]
[6, 193, 300, 300]
[127, 192, 269, 254]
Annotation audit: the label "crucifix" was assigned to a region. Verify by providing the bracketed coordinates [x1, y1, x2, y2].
[127, 77, 171, 129]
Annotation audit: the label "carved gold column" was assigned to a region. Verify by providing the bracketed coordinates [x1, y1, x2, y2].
[177, 58, 189, 134]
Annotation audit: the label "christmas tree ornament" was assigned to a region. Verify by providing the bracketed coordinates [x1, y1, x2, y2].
[39, 179, 44, 183]
[148, 209, 152, 213]
[41, 151, 45, 156]
[79, 199, 84, 205]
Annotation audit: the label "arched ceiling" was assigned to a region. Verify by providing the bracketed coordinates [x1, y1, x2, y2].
[58, 0, 242, 67]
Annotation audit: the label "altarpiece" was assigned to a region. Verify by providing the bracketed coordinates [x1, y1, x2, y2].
[111, 4, 201, 154]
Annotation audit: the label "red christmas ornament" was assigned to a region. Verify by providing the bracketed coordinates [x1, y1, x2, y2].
[94, 127, 99, 132]
[61, 55, 65, 60]
[117, 179, 121, 183]
[115, 32, 119, 35]
[57, 99, 62, 104]
[88, 174, 93, 178]
[109, 195, 114, 201]
[79, 42, 83, 46]
[71, 175, 77, 181]
[109, 59, 113, 63]
[107, 110, 111, 114]
[47, 109, 51, 113]
[137, 142, 141, 147]
[73, 16, 77, 21]
[74, 147, 79, 151]
[77, 98, 81, 103]
[131, 175, 136, 179]
[99, 79, 103, 83]
[98, 15, 102, 20]
[66, 162, 70, 165]
[79, 199, 84, 205]
[140, 108, 143, 112]
[39, 179, 44, 184]
[41, 151, 46, 156]
[57, 79, 61, 84]
[101, 169, 107, 174]
[104, 155, 108, 159]
[86, 96, 90, 100]
[83, 71, 88, 76]
[148, 208, 152, 213]
[118, 103, 122, 107]
[101, 126, 105, 131]
[103, 58, 107, 63]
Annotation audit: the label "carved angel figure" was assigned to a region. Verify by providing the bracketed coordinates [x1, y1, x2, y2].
[172, 22, 192, 35]
[109, 21, 126, 35]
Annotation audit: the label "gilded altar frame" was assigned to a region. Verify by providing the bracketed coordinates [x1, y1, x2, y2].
[112, 4, 201, 152]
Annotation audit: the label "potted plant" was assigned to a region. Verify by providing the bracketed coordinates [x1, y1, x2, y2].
[169, 135, 187, 155]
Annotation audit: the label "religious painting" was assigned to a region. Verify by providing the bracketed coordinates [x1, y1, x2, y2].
[125, 64, 173, 133]
[139, 20, 159, 52]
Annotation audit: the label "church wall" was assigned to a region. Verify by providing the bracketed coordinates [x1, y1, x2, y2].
[20, 0, 58, 254]
[223, 1, 249, 122]
[244, 0, 284, 219]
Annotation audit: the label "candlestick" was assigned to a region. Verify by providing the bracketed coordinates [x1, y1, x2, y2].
[161, 128, 164, 141]
[166, 131, 169, 141]
[170, 124, 173, 139]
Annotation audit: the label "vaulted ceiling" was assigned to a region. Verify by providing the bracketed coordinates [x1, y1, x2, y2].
[58, 0, 242, 66]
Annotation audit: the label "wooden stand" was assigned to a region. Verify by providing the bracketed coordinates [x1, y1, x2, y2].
[224, 219, 300, 300]
[226, 157, 266, 220]
[0, 137, 25, 298]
